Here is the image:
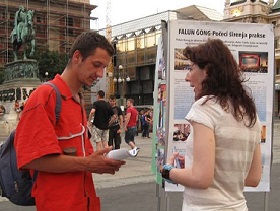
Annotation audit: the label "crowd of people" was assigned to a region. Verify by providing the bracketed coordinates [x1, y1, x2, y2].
[0, 100, 24, 118]
[87, 90, 140, 154]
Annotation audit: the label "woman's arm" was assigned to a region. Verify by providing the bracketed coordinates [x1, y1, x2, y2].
[169, 122, 215, 189]
[245, 143, 262, 187]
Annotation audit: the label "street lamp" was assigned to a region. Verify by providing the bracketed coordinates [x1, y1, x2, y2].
[113, 65, 130, 106]
[113, 65, 123, 82]
[44, 71, 49, 82]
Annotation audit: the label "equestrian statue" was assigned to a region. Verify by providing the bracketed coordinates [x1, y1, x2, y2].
[10, 5, 36, 61]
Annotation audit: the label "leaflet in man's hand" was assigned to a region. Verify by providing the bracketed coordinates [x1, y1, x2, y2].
[106, 148, 138, 160]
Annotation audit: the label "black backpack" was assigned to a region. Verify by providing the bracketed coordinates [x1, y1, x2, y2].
[0, 82, 61, 206]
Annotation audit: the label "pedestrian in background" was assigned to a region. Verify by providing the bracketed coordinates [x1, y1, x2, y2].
[141, 109, 151, 138]
[124, 99, 140, 155]
[88, 90, 115, 151]
[162, 39, 262, 210]
[14, 32, 125, 211]
[0, 105, 5, 116]
[108, 94, 123, 149]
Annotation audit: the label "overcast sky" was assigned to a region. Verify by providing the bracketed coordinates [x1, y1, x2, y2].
[90, 0, 227, 29]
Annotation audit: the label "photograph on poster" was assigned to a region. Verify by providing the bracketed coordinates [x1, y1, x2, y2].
[238, 51, 268, 73]
[172, 123, 190, 142]
[156, 127, 165, 146]
[158, 58, 166, 79]
[157, 84, 166, 103]
[174, 48, 188, 70]
[156, 148, 164, 173]
[261, 125, 266, 143]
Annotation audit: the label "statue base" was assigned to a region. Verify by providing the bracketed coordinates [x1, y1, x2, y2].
[0, 59, 42, 142]
[3, 59, 40, 82]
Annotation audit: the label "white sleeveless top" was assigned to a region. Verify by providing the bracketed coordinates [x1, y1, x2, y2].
[183, 96, 261, 211]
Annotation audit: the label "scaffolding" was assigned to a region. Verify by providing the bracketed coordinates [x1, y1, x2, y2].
[0, 0, 97, 67]
[106, 0, 114, 98]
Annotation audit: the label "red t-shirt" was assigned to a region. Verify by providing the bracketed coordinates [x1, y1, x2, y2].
[14, 75, 100, 211]
[126, 106, 138, 127]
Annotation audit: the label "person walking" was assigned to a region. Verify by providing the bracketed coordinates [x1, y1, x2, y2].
[162, 39, 262, 210]
[108, 94, 123, 150]
[88, 90, 115, 151]
[124, 99, 140, 155]
[14, 32, 126, 211]
[141, 109, 151, 138]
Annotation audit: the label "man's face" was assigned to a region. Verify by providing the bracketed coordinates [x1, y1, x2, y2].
[109, 99, 116, 107]
[74, 47, 111, 87]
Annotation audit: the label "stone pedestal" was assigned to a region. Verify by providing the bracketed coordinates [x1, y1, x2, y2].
[0, 60, 42, 142]
[3, 59, 40, 83]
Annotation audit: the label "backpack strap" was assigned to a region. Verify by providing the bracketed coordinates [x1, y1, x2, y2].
[31, 82, 62, 182]
[43, 82, 62, 123]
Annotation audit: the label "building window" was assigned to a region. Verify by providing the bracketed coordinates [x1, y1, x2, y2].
[9, 13, 14, 20]
[146, 33, 156, 47]
[155, 31, 161, 45]
[66, 17, 74, 26]
[9, 13, 14, 27]
[37, 16, 41, 23]
[127, 67, 136, 80]
[117, 40, 127, 52]
[37, 25, 46, 37]
[127, 37, 135, 51]
[142, 81, 153, 93]
[127, 52, 136, 65]
[136, 35, 145, 49]
[137, 49, 145, 64]
[129, 81, 141, 94]
[1, 12, 5, 19]
[66, 17, 74, 35]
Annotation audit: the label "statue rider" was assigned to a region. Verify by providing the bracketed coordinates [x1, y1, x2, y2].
[13, 5, 27, 43]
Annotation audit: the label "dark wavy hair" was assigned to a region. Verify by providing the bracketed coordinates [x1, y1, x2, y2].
[183, 39, 257, 127]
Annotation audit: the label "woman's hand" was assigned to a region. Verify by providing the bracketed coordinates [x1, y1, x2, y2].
[166, 152, 185, 168]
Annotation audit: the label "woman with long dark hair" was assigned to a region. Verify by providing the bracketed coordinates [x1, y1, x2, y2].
[162, 39, 262, 210]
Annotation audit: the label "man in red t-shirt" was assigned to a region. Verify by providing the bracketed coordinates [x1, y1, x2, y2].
[14, 32, 125, 211]
[124, 99, 140, 156]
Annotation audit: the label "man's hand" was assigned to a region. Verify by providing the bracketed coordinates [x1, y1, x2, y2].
[86, 147, 126, 174]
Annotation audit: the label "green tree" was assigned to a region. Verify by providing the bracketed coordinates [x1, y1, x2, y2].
[31, 45, 69, 80]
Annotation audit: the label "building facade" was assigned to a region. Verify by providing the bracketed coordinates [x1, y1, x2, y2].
[100, 0, 280, 115]
[0, 0, 96, 66]
[223, 0, 280, 115]
[99, 6, 223, 107]
[0, 0, 96, 113]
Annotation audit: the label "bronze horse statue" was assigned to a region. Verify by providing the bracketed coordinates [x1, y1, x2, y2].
[11, 10, 36, 61]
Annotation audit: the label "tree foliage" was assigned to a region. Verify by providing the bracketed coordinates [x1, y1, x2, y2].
[31, 45, 69, 80]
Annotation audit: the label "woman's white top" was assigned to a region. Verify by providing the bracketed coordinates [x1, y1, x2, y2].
[183, 96, 261, 211]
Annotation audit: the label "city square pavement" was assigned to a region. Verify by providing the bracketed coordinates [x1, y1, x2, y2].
[1, 124, 280, 210]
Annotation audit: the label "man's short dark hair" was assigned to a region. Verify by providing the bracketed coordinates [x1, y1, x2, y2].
[109, 94, 116, 100]
[127, 98, 134, 105]
[97, 90, 105, 98]
[69, 32, 114, 61]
